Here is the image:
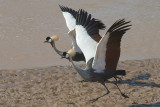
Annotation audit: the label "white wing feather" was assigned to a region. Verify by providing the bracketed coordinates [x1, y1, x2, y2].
[92, 33, 109, 71]
[76, 25, 97, 63]
[62, 12, 76, 31]
[68, 30, 82, 53]
[62, 12, 82, 53]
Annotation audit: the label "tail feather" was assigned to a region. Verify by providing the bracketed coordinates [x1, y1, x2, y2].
[115, 70, 126, 76]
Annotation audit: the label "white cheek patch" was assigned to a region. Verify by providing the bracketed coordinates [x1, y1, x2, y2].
[66, 54, 69, 58]
[48, 39, 52, 42]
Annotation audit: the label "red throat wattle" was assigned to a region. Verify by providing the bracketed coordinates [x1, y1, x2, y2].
[50, 43, 53, 47]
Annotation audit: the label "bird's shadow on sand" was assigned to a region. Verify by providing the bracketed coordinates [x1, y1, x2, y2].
[106, 72, 160, 107]
[106, 72, 160, 88]
[129, 102, 160, 107]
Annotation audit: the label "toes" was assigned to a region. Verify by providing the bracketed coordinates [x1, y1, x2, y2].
[89, 98, 98, 103]
[122, 94, 129, 98]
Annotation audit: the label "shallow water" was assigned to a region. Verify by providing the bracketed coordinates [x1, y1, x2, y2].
[0, 0, 160, 69]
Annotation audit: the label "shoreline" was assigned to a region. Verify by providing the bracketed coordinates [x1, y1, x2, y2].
[1, 58, 159, 71]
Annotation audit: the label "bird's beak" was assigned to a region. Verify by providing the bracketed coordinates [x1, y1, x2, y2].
[61, 56, 65, 59]
[44, 40, 48, 43]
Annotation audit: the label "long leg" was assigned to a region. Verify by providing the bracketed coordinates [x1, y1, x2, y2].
[114, 76, 122, 82]
[89, 82, 110, 103]
[114, 77, 129, 98]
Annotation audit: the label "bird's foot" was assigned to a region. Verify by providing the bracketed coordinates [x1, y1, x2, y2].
[115, 77, 122, 82]
[78, 80, 87, 83]
[89, 98, 99, 103]
[121, 93, 129, 98]
[89, 91, 110, 103]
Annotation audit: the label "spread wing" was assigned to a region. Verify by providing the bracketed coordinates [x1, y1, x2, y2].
[75, 9, 106, 63]
[92, 19, 131, 72]
[59, 5, 82, 53]
[59, 5, 77, 31]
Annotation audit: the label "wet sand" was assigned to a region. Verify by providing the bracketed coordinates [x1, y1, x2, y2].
[0, 0, 160, 69]
[0, 58, 160, 107]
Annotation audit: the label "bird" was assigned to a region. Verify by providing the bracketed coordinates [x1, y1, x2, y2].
[62, 9, 131, 102]
[61, 9, 128, 77]
[44, 5, 85, 61]
[45, 5, 106, 62]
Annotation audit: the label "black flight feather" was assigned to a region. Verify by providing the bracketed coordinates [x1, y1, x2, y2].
[59, 5, 77, 19]
[76, 9, 106, 36]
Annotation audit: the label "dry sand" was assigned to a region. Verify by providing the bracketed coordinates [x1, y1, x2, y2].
[0, 58, 160, 107]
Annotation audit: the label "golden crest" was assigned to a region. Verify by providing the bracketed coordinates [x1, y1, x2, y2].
[51, 35, 59, 41]
[68, 49, 76, 57]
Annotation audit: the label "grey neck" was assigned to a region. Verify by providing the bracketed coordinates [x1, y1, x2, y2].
[69, 55, 92, 80]
[51, 41, 63, 56]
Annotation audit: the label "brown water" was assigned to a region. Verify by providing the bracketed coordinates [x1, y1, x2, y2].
[0, 0, 160, 69]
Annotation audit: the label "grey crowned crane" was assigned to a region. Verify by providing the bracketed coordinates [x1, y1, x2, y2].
[63, 10, 131, 102]
[44, 5, 106, 61]
[44, 5, 85, 61]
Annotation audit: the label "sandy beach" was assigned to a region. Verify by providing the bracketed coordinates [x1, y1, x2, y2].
[0, 0, 160, 107]
[0, 58, 160, 107]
